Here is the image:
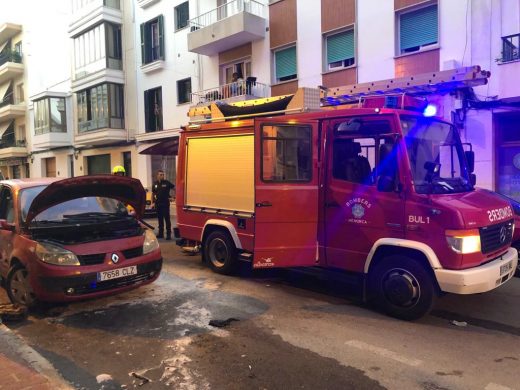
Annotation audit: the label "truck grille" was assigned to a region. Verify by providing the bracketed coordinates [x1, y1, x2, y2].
[479, 220, 514, 254]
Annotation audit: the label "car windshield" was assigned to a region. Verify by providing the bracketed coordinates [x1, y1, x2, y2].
[20, 186, 129, 222]
[400, 116, 473, 194]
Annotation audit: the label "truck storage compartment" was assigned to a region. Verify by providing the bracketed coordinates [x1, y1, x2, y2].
[185, 134, 255, 213]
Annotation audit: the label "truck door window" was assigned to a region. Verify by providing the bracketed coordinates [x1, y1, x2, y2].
[261, 125, 312, 182]
[333, 137, 397, 187]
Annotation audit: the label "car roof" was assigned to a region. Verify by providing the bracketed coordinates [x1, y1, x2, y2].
[0, 178, 60, 190]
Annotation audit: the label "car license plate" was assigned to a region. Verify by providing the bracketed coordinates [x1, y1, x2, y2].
[500, 261, 512, 276]
[98, 266, 137, 282]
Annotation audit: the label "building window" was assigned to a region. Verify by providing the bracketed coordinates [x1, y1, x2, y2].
[123, 151, 132, 177]
[261, 125, 311, 182]
[34, 97, 67, 135]
[398, 3, 438, 54]
[77, 83, 124, 132]
[73, 23, 122, 78]
[106, 23, 122, 69]
[325, 29, 355, 70]
[274, 46, 297, 83]
[87, 154, 111, 175]
[177, 78, 192, 104]
[175, 2, 190, 31]
[501, 33, 520, 62]
[144, 87, 162, 132]
[141, 16, 165, 64]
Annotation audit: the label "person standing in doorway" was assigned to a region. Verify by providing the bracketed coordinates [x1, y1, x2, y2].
[152, 170, 175, 240]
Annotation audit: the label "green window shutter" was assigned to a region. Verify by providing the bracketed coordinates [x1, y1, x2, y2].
[275, 46, 297, 80]
[158, 15, 165, 60]
[140, 23, 145, 64]
[327, 30, 354, 64]
[400, 4, 438, 52]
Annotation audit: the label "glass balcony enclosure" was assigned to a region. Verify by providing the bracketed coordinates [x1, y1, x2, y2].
[77, 83, 124, 132]
[34, 97, 67, 135]
[73, 22, 122, 79]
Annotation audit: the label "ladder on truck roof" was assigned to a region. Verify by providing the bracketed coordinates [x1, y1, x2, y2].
[321, 65, 490, 105]
[187, 66, 490, 123]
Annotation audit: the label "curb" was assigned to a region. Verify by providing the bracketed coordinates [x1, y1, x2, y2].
[0, 323, 73, 390]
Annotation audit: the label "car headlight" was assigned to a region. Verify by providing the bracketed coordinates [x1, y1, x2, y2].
[35, 242, 80, 266]
[143, 229, 159, 254]
[445, 229, 481, 254]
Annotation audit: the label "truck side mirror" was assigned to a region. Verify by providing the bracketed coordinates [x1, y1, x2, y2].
[377, 176, 397, 192]
[469, 173, 476, 186]
[465, 150, 475, 173]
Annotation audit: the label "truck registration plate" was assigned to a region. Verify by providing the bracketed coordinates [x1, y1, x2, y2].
[500, 261, 512, 276]
[98, 266, 137, 282]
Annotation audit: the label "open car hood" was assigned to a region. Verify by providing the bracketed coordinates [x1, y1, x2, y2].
[25, 175, 146, 224]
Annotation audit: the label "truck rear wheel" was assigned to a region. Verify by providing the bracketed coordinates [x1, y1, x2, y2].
[203, 230, 238, 275]
[368, 255, 437, 321]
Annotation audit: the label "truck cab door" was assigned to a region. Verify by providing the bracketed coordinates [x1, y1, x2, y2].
[323, 116, 406, 272]
[253, 120, 319, 268]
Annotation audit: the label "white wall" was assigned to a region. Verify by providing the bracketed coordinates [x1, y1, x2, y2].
[356, 0, 394, 82]
[296, 0, 321, 88]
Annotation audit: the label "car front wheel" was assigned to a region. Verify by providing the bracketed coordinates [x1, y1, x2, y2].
[6, 264, 37, 308]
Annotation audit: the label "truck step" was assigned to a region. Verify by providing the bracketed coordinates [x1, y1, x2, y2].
[238, 252, 253, 263]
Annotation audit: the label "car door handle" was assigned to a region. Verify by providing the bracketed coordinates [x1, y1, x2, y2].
[325, 201, 340, 208]
[256, 201, 272, 207]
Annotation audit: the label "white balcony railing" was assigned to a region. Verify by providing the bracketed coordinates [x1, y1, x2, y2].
[189, 0, 266, 30]
[191, 80, 270, 105]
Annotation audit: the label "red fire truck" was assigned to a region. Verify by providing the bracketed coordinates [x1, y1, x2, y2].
[175, 66, 518, 320]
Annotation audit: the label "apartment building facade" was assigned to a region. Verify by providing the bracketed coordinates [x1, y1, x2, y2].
[0, 22, 27, 179]
[180, 0, 520, 200]
[1, 0, 519, 201]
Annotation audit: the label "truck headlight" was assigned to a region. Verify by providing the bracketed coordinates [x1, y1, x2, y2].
[143, 229, 159, 254]
[35, 242, 80, 266]
[445, 229, 481, 254]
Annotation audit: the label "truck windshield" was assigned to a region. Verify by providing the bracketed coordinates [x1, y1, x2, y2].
[400, 116, 473, 194]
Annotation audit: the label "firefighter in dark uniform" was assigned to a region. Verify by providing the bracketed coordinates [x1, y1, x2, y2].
[152, 169, 175, 239]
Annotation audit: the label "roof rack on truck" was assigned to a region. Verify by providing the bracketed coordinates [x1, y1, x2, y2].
[187, 66, 490, 123]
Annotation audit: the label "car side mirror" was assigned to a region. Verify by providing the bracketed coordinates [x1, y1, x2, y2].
[465, 150, 475, 173]
[0, 219, 15, 232]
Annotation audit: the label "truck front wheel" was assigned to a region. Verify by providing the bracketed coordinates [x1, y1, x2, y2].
[203, 230, 238, 275]
[368, 256, 437, 321]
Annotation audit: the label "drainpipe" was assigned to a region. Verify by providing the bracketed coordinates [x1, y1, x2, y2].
[196, 0, 203, 93]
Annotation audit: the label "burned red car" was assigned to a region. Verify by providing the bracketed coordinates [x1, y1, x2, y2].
[0, 176, 162, 307]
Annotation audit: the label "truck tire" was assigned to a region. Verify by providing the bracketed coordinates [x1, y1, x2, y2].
[203, 230, 238, 275]
[368, 255, 437, 321]
[6, 264, 37, 308]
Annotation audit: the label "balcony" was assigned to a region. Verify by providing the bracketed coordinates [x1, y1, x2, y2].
[0, 23, 22, 45]
[69, 0, 122, 37]
[191, 78, 270, 105]
[0, 52, 23, 85]
[188, 0, 267, 56]
[0, 97, 25, 121]
[0, 139, 28, 159]
[75, 118, 127, 147]
[33, 132, 71, 150]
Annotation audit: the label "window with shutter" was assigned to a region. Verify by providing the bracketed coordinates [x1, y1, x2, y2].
[274, 46, 297, 83]
[398, 4, 438, 54]
[325, 29, 355, 70]
[141, 15, 165, 64]
[175, 2, 190, 31]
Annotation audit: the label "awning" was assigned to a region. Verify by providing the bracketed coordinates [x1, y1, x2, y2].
[0, 121, 12, 138]
[0, 81, 11, 102]
[139, 136, 179, 156]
